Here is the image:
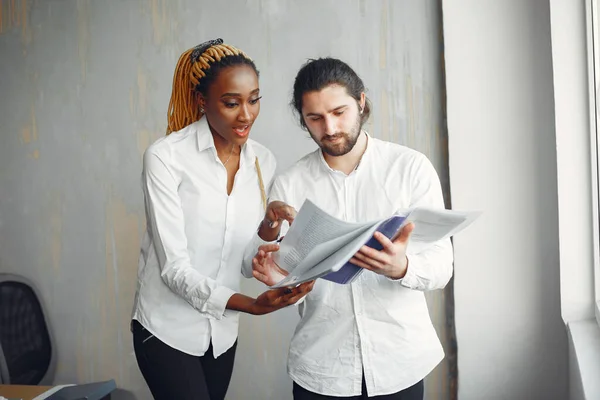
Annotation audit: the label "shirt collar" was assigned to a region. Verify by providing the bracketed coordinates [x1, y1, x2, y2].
[195, 117, 215, 153]
[194, 117, 256, 168]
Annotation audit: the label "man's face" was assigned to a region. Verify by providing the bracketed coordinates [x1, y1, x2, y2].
[301, 84, 364, 157]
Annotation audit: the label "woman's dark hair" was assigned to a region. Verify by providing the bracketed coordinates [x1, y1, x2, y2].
[195, 54, 258, 96]
[291, 57, 371, 129]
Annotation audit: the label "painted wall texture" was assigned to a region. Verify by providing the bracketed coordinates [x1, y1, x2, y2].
[443, 0, 569, 399]
[0, 1, 451, 399]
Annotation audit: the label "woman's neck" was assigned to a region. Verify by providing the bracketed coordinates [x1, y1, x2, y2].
[208, 123, 240, 158]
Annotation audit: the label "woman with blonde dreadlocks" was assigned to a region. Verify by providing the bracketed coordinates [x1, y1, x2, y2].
[130, 39, 313, 400]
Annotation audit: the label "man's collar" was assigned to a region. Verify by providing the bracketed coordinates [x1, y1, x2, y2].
[317, 130, 371, 175]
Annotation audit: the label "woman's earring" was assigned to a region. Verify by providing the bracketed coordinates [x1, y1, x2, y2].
[200, 107, 205, 114]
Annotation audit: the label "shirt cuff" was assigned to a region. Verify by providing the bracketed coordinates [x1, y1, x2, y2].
[387, 254, 424, 290]
[255, 218, 282, 243]
[250, 229, 280, 254]
[242, 231, 280, 279]
[197, 286, 236, 320]
[254, 230, 278, 246]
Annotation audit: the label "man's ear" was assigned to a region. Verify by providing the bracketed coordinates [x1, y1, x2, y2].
[360, 92, 366, 113]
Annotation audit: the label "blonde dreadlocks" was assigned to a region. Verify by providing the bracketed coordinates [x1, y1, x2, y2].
[166, 38, 256, 135]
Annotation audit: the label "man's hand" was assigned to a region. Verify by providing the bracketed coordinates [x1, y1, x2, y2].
[252, 243, 288, 287]
[257, 201, 297, 241]
[349, 222, 415, 279]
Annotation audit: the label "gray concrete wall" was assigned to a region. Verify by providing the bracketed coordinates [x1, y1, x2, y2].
[0, 1, 450, 399]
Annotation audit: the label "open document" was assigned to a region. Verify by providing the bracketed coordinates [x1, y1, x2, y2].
[269, 199, 480, 289]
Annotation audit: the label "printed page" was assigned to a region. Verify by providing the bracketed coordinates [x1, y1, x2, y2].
[270, 202, 480, 288]
[321, 215, 408, 284]
[401, 208, 481, 253]
[272, 199, 374, 272]
[271, 223, 378, 288]
[271, 216, 405, 288]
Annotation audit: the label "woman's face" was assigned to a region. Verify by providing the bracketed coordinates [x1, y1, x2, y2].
[199, 64, 261, 148]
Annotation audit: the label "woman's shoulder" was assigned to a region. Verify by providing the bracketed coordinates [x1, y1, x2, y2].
[144, 124, 198, 161]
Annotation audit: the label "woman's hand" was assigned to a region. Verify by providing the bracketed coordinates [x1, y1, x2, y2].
[257, 201, 297, 241]
[226, 281, 315, 316]
[251, 281, 315, 315]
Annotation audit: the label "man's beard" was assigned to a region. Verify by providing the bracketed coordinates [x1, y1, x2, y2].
[309, 114, 362, 157]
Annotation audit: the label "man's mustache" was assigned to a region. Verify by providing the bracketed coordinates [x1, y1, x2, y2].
[322, 133, 348, 142]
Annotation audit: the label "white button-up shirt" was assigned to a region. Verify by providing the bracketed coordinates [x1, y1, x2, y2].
[243, 133, 453, 397]
[132, 117, 276, 358]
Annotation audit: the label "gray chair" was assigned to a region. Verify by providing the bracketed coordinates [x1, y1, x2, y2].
[0, 273, 56, 385]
